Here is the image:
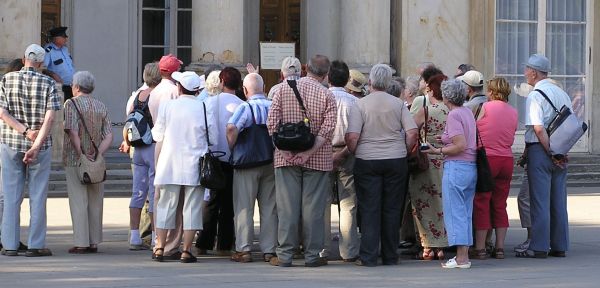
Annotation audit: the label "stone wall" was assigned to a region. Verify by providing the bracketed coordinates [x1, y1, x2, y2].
[0, 0, 41, 61]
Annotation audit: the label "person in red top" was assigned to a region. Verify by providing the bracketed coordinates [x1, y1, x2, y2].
[472, 77, 518, 259]
[266, 55, 337, 267]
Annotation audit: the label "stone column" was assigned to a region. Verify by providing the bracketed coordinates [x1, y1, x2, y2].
[0, 0, 41, 71]
[188, 0, 247, 73]
[302, 0, 340, 62]
[339, 0, 390, 73]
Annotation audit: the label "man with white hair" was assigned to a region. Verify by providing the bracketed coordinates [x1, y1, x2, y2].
[0, 44, 61, 257]
[267, 56, 301, 99]
[226, 73, 277, 263]
[517, 54, 571, 259]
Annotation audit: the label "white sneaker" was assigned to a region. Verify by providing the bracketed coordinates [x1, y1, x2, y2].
[514, 239, 531, 253]
[441, 257, 471, 269]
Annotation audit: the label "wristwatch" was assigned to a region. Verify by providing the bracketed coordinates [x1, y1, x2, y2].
[22, 127, 30, 137]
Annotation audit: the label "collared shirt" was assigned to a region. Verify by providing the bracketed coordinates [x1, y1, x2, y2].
[524, 79, 572, 143]
[267, 75, 300, 100]
[63, 95, 112, 167]
[228, 94, 271, 131]
[347, 91, 417, 160]
[148, 78, 178, 122]
[205, 92, 243, 161]
[0, 67, 61, 152]
[464, 94, 487, 116]
[329, 87, 357, 146]
[43, 43, 75, 85]
[152, 95, 217, 186]
[267, 76, 337, 172]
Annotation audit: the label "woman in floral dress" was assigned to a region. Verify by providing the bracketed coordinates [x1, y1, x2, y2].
[408, 68, 449, 260]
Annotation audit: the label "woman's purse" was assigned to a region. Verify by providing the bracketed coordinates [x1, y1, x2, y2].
[199, 102, 226, 190]
[272, 80, 315, 152]
[71, 100, 106, 184]
[474, 103, 494, 193]
[407, 97, 429, 173]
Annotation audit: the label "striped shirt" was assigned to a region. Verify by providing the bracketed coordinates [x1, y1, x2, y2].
[267, 76, 337, 172]
[63, 95, 112, 167]
[329, 87, 357, 146]
[0, 67, 61, 152]
[228, 94, 271, 131]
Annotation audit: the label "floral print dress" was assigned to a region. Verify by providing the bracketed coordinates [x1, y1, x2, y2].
[408, 99, 449, 248]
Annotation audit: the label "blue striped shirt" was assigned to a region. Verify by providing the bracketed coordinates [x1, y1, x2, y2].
[228, 94, 271, 131]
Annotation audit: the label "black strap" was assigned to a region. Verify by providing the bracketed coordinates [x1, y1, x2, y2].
[287, 80, 310, 121]
[422, 96, 428, 143]
[70, 99, 99, 157]
[474, 103, 484, 148]
[535, 89, 560, 114]
[202, 102, 211, 146]
[248, 103, 257, 125]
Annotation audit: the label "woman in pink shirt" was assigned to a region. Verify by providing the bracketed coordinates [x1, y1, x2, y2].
[472, 77, 518, 259]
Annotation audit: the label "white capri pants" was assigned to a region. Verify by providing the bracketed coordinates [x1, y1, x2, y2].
[155, 185, 203, 230]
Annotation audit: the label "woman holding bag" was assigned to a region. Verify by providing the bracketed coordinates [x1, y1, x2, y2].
[63, 71, 113, 254]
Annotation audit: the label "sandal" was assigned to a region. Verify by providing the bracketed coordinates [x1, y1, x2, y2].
[180, 250, 197, 263]
[154, 248, 164, 262]
[68, 247, 91, 254]
[421, 248, 435, 261]
[492, 248, 505, 259]
[473, 249, 488, 260]
[434, 248, 445, 260]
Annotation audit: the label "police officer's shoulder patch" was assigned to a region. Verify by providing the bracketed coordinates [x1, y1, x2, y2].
[45, 46, 52, 53]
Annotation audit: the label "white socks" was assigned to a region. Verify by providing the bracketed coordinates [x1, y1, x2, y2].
[130, 229, 142, 245]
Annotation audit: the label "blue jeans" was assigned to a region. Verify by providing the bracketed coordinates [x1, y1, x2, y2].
[0, 144, 52, 250]
[526, 144, 569, 252]
[442, 160, 476, 247]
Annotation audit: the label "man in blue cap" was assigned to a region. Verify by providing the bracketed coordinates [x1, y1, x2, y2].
[44, 26, 75, 101]
[517, 54, 572, 259]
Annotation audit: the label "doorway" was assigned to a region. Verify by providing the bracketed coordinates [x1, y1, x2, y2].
[259, 0, 301, 93]
[41, 0, 61, 45]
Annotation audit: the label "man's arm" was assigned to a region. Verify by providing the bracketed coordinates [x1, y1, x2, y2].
[0, 108, 37, 141]
[345, 132, 360, 155]
[226, 124, 238, 150]
[405, 128, 418, 152]
[533, 125, 550, 153]
[23, 110, 55, 163]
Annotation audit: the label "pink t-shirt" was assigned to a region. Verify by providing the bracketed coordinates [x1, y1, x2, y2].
[477, 101, 517, 157]
[441, 106, 476, 162]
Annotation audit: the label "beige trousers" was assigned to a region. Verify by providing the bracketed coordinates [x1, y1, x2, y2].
[66, 167, 104, 247]
[155, 186, 184, 255]
[155, 185, 203, 230]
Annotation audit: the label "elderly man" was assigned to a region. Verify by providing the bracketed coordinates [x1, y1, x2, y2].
[346, 64, 418, 267]
[461, 70, 487, 115]
[345, 69, 367, 98]
[44, 26, 75, 101]
[227, 73, 277, 263]
[517, 54, 571, 259]
[268, 56, 302, 100]
[0, 44, 61, 257]
[267, 55, 337, 267]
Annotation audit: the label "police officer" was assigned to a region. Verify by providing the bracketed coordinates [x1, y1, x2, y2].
[44, 26, 75, 101]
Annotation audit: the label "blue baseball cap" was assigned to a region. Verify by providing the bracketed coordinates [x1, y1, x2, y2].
[525, 54, 551, 73]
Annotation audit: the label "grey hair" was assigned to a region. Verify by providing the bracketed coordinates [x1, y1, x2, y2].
[243, 73, 264, 94]
[404, 76, 420, 97]
[386, 81, 402, 97]
[205, 70, 222, 96]
[307, 55, 330, 77]
[369, 64, 393, 91]
[73, 71, 95, 94]
[441, 79, 468, 106]
[143, 62, 161, 87]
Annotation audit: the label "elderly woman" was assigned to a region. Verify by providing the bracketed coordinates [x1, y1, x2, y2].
[346, 64, 418, 267]
[121, 62, 161, 250]
[152, 71, 216, 263]
[63, 71, 113, 254]
[402, 76, 420, 110]
[424, 79, 476, 269]
[472, 77, 517, 259]
[408, 68, 449, 260]
[387, 77, 405, 98]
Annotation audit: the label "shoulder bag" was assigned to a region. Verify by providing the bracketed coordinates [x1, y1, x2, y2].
[535, 89, 587, 156]
[272, 80, 315, 152]
[199, 102, 226, 190]
[474, 103, 494, 193]
[70, 99, 107, 184]
[407, 97, 429, 173]
[230, 104, 274, 169]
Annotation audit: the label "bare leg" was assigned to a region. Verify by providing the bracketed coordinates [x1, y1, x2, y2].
[456, 246, 470, 264]
[475, 230, 488, 251]
[495, 228, 507, 250]
[182, 230, 196, 253]
[129, 208, 142, 230]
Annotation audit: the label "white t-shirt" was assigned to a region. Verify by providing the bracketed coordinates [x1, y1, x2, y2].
[204, 92, 243, 161]
[525, 79, 572, 143]
[148, 79, 178, 122]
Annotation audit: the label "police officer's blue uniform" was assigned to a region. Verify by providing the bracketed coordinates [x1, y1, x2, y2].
[44, 26, 75, 101]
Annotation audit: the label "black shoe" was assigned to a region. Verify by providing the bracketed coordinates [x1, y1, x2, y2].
[166, 251, 182, 260]
[548, 250, 566, 257]
[18, 242, 28, 252]
[180, 251, 198, 263]
[25, 248, 53, 257]
[305, 257, 328, 267]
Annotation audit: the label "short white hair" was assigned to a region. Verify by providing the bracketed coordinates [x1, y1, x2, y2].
[205, 70, 222, 96]
[441, 79, 468, 106]
[243, 73, 264, 94]
[369, 64, 393, 91]
[73, 71, 95, 94]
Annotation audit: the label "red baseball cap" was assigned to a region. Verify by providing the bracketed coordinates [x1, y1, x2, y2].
[158, 54, 183, 73]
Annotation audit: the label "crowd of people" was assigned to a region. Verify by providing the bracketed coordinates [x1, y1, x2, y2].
[0, 31, 572, 269]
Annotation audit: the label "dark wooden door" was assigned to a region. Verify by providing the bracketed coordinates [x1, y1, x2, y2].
[41, 0, 61, 44]
[259, 0, 301, 94]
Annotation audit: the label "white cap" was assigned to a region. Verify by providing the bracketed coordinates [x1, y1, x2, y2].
[458, 70, 484, 87]
[24, 44, 46, 63]
[281, 56, 301, 76]
[172, 71, 202, 92]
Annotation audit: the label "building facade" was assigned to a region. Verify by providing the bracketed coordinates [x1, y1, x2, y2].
[1, 0, 598, 153]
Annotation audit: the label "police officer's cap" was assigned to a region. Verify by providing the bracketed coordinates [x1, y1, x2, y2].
[48, 26, 68, 38]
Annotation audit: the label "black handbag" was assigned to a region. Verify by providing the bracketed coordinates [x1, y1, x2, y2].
[272, 80, 315, 151]
[230, 105, 274, 169]
[474, 103, 494, 193]
[200, 102, 226, 190]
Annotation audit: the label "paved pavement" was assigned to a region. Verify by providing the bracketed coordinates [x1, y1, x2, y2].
[1, 187, 600, 288]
